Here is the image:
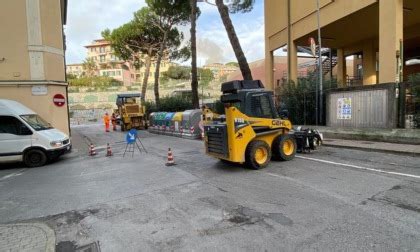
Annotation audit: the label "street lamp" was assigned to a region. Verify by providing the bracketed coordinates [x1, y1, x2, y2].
[317, 0, 323, 125]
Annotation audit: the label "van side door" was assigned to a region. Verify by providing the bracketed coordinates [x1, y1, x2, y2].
[0, 116, 33, 156]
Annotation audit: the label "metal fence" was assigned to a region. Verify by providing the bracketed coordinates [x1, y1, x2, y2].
[399, 81, 420, 129]
[326, 83, 397, 128]
[277, 79, 420, 129]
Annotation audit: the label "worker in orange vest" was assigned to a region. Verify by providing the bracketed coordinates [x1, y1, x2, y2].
[103, 112, 110, 132]
[111, 113, 117, 131]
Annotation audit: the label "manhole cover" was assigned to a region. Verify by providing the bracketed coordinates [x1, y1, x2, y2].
[56, 241, 100, 252]
[76, 242, 100, 252]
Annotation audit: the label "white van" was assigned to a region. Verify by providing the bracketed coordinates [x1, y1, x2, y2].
[0, 99, 71, 167]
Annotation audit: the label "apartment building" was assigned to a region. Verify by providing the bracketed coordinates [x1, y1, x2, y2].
[81, 39, 174, 86]
[134, 60, 175, 84]
[0, 0, 70, 134]
[84, 39, 134, 85]
[265, 0, 420, 89]
[66, 63, 84, 78]
[203, 63, 238, 80]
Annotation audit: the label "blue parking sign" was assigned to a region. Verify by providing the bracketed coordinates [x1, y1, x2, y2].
[126, 129, 137, 144]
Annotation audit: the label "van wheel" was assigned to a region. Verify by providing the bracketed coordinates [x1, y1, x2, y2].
[24, 149, 47, 167]
[245, 140, 271, 170]
[272, 134, 296, 161]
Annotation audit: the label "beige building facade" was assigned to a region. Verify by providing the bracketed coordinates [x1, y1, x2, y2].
[0, 0, 69, 134]
[85, 39, 133, 85]
[66, 63, 84, 78]
[203, 63, 239, 80]
[80, 38, 174, 86]
[265, 0, 420, 91]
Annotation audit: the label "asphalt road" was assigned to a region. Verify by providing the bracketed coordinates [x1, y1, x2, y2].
[0, 124, 419, 251]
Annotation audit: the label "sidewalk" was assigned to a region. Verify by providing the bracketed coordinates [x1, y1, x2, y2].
[0, 223, 56, 252]
[299, 125, 420, 145]
[323, 138, 420, 156]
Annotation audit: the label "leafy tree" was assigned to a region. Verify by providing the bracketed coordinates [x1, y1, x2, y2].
[144, 96, 194, 114]
[82, 57, 97, 77]
[215, 0, 253, 80]
[225, 62, 239, 67]
[66, 73, 78, 80]
[68, 76, 123, 87]
[198, 68, 214, 83]
[146, 0, 191, 109]
[162, 65, 191, 80]
[102, 8, 161, 103]
[190, 0, 199, 108]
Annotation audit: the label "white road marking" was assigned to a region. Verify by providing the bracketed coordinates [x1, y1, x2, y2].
[296, 155, 420, 179]
[0, 169, 25, 181]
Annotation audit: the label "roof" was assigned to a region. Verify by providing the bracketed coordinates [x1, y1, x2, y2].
[85, 39, 111, 48]
[66, 63, 83, 66]
[117, 93, 142, 98]
[0, 99, 36, 115]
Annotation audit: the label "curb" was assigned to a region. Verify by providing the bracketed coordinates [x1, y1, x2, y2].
[322, 142, 420, 157]
[0, 223, 56, 252]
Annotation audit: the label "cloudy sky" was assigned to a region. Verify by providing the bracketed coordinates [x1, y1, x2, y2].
[65, 0, 265, 66]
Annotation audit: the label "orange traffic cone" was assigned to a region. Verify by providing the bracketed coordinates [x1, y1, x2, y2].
[89, 143, 97, 156]
[106, 143, 113, 157]
[165, 148, 175, 166]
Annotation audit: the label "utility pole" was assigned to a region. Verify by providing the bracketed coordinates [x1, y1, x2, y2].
[317, 0, 323, 125]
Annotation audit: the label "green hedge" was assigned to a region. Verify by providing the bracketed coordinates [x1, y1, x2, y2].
[144, 96, 194, 115]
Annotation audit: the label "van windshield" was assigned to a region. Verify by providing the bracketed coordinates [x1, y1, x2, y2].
[20, 114, 53, 131]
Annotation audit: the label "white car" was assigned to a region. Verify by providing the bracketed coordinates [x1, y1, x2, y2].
[0, 99, 71, 167]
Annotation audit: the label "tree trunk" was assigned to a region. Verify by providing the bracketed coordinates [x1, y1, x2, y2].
[154, 31, 168, 109]
[190, 0, 199, 109]
[215, 0, 253, 80]
[141, 47, 153, 103]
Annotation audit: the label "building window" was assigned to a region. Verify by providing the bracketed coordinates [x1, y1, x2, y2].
[100, 55, 106, 62]
[116, 71, 121, 76]
[100, 47, 105, 53]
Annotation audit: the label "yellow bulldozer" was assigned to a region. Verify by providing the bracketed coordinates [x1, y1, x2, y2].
[115, 93, 147, 131]
[203, 80, 297, 169]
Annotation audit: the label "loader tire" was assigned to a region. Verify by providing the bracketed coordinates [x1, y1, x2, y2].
[245, 140, 271, 170]
[272, 134, 296, 161]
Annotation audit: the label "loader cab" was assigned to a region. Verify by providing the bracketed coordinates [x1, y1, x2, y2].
[220, 80, 278, 119]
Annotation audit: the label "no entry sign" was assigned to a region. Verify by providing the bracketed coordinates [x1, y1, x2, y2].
[53, 94, 66, 107]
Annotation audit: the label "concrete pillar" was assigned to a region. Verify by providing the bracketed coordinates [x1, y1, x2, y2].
[379, 0, 403, 83]
[336, 48, 346, 86]
[265, 49, 274, 91]
[363, 40, 377, 85]
[287, 40, 298, 83]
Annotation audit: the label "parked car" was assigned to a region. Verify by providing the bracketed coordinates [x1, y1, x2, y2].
[0, 99, 71, 167]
